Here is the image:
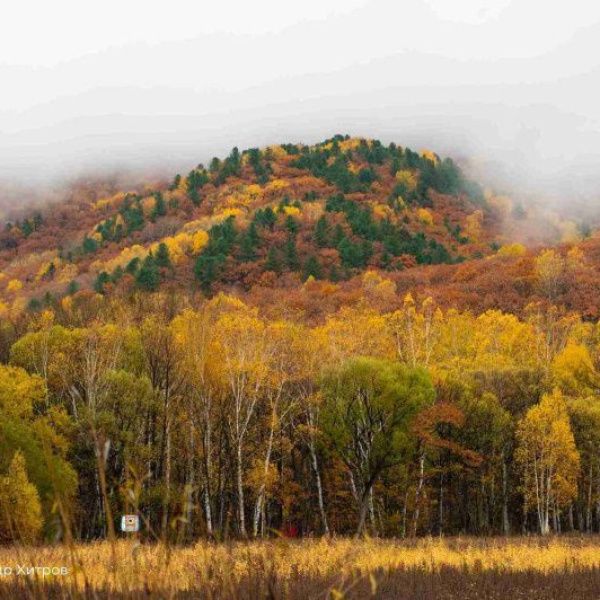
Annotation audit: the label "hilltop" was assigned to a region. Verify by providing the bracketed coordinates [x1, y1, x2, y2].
[0, 135, 597, 324]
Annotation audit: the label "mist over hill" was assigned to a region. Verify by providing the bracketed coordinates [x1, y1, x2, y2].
[1, 0, 599, 209]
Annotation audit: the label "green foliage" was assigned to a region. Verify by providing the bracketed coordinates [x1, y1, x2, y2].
[284, 236, 300, 270]
[265, 247, 281, 273]
[314, 215, 330, 247]
[94, 271, 111, 294]
[82, 236, 99, 254]
[0, 451, 43, 543]
[136, 255, 160, 291]
[150, 192, 167, 221]
[0, 364, 77, 530]
[154, 243, 171, 268]
[246, 148, 271, 184]
[239, 223, 260, 262]
[194, 216, 238, 291]
[303, 255, 322, 280]
[321, 357, 435, 532]
[254, 207, 277, 230]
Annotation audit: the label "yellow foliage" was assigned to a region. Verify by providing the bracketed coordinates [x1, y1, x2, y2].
[57, 263, 79, 284]
[266, 179, 289, 192]
[214, 207, 243, 220]
[141, 196, 156, 216]
[191, 230, 209, 254]
[535, 249, 565, 299]
[421, 149, 438, 163]
[6, 278, 23, 293]
[515, 389, 580, 530]
[559, 221, 581, 244]
[465, 210, 483, 242]
[372, 203, 392, 219]
[94, 244, 148, 274]
[338, 137, 363, 152]
[61, 296, 73, 313]
[283, 205, 301, 216]
[497, 243, 526, 258]
[265, 145, 288, 160]
[552, 343, 597, 395]
[395, 169, 417, 192]
[417, 208, 434, 226]
[94, 192, 126, 212]
[0, 451, 43, 543]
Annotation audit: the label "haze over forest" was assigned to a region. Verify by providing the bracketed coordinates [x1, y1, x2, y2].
[1, 0, 600, 210]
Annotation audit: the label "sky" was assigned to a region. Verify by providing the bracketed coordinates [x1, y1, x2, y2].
[1, 0, 600, 202]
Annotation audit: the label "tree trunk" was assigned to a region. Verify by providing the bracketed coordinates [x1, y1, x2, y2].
[412, 451, 425, 537]
[236, 442, 247, 538]
[502, 458, 510, 535]
[355, 485, 373, 537]
[308, 436, 329, 535]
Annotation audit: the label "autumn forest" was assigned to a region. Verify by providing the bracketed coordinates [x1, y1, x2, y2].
[1, 135, 600, 551]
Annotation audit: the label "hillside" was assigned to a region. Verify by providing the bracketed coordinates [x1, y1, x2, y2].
[2, 136, 600, 547]
[0, 134, 597, 326]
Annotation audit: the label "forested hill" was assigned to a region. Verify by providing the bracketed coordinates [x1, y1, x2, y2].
[0, 135, 597, 324]
[2, 135, 600, 544]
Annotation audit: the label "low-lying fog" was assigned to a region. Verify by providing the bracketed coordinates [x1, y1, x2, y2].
[1, 0, 599, 211]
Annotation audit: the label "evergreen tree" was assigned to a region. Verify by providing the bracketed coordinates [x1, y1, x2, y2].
[151, 193, 167, 221]
[82, 236, 98, 254]
[170, 174, 181, 191]
[265, 247, 281, 273]
[314, 215, 330, 247]
[154, 242, 171, 268]
[303, 255, 322, 280]
[194, 255, 221, 292]
[255, 207, 276, 229]
[284, 237, 300, 270]
[136, 255, 159, 291]
[21, 219, 33, 237]
[239, 223, 260, 262]
[66, 280, 79, 295]
[94, 271, 111, 294]
[125, 257, 140, 275]
[285, 215, 299, 236]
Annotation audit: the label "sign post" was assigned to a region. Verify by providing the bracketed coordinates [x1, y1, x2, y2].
[120, 514, 140, 534]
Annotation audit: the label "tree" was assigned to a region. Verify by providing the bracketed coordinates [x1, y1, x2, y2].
[82, 236, 98, 254]
[515, 389, 580, 534]
[0, 451, 43, 543]
[303, 255, 322, 280]
[314, 215, 330, 247]
[94, 271, 111, 294]
[151, 192, 167, 221]
[321, 357, 435, 535]
[136, 255, 160, 291]
[154, 243, 172, 269]
[284, 237, 300, 270]
[265, 247, 281, 274]
[213, 308, 271, 537]
[0, 363, 76, 536]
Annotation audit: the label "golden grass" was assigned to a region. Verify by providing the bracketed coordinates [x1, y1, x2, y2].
[1, 536, 600, 598]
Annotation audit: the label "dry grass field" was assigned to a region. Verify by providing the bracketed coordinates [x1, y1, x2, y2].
[0, 536, 599, 599]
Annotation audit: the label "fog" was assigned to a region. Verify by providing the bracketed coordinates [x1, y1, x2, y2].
[1, 0, 600, 209]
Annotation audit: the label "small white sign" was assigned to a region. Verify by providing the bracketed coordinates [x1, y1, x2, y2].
[120, 514, 140, 533]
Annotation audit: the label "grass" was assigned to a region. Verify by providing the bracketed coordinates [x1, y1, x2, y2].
[0, 536, 599, 599]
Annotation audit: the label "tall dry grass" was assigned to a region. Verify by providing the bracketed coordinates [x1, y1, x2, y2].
[0, 536, 599, 599]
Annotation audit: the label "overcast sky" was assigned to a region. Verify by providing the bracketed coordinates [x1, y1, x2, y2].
[1, 0, 600, 202]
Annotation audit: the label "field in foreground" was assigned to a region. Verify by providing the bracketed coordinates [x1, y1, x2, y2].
[0, 536, 599, 599]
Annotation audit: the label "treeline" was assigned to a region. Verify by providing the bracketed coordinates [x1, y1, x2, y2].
[1, 285, 599, 542]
